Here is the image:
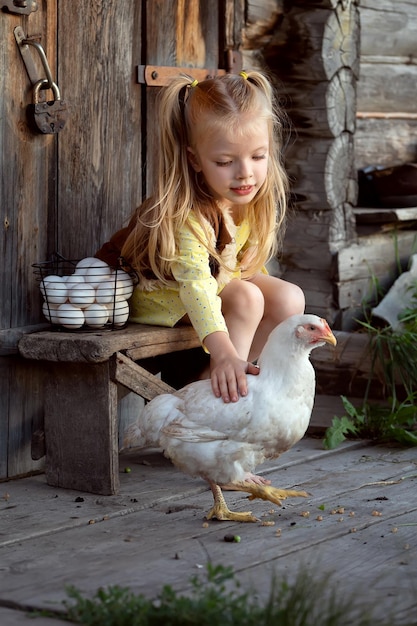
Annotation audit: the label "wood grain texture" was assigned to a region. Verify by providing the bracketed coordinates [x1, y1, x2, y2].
[18, 324, 200, 363]
[144, 0, 221, 195]
[358, 63, 417, 114]
[267, 2, 360, 82]
[285, 133, 357, 211]
[0, 1, 57, 479]
[111, 351, 175, 401]
[360, 0, 417, 58]
[335, 230, 417, 309]
[1, 439, 415, 623]
[355, 118, 417, 169]
[44, 361, 119, 494]
[284, 68, 356, 138]
[56, 1, 143, 260]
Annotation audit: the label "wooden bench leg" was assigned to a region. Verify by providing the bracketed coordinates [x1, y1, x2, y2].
[44, 361, 119, 495]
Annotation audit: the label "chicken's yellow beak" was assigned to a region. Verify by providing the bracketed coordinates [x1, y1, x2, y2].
[319, 319, 337, 346]
[323, 330, 337, 346]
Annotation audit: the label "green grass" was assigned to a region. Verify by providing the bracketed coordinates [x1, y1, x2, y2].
[324, 280, 417, 450]
[34, 563, 407, 626]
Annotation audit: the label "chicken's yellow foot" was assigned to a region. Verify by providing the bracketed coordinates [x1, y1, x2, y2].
[206, 482, 259, 523]
[231, 482, 308, 506]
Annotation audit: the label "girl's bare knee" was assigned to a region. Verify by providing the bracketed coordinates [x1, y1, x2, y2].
[220, 280, 264, 321]
[250, 274, 305, 323]
[284, 282, 305, 315]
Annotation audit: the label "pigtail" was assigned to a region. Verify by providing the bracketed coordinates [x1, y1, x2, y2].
[123, 75, 202, 284]
[122, 69, 289, 284]
[234, 69, 289, 276]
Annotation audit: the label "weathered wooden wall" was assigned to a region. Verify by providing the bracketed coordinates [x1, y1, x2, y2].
[260, 0, 360, 324]
[0, 1, 57, 480]
[3, 0, 417, 481]
[0, 0, 238, 480]
[1, 0, 143, 480]
[355, 0, 417, 168]
[334, 0, 417, 326]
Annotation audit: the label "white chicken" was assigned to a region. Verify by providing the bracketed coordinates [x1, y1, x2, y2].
[123, 314, 337, 522]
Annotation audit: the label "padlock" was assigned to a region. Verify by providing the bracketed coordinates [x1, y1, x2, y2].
[29, 78, 68, 134]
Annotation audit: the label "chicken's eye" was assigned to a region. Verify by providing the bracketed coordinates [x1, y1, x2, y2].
[308, 325, 316, 331]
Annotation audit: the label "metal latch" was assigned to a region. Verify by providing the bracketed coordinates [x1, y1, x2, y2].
[2, 0, 37, 15]
[14, 26, 68, 134]
[138, 50, 242, 87]
[14, 26, 53, 87]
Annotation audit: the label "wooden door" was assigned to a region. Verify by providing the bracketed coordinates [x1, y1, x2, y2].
[0, 0, 241, 480]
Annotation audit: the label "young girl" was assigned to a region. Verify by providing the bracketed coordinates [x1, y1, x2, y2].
[98, 70, 305, 405]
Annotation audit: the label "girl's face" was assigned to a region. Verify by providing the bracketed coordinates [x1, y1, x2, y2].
[187, 114, 269, 209]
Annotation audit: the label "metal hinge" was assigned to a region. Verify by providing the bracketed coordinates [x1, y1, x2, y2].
[1, 0, 38, 15]
[138, 50, 242, 87]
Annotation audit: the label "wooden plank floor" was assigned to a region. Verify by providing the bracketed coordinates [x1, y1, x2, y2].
[0, 437, 416, 624]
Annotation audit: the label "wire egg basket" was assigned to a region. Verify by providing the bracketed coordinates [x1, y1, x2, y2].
[33, 253, 136, 331]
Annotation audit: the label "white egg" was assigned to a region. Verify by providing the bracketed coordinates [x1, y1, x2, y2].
[112, 270, 134, 299]
[75, 257, 99, 269]
[40, 275, 65, 297]
[68, 283, 96, 308]
[107, 299, 129, 327]
[44, 278, 68, 304]
[84, 267, 112, 289]
[84, 303, 109, 328]
[65, 273, 85, 289]
[95, 280, 117, 304]
[42, 301, 60, 324]
[57, 303, 85, 329]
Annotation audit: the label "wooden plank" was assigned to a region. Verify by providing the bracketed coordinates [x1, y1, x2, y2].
[336, 231, 417, 282]
[0, 608, 68, 626]
[0, 440, 415, 623]
[355, 118, 417, 169]
[0, 1, 58, 479]
[18, 323, 200, 363]
[311, 330, 380, 397]
[0, 324, 49, 356]
[285, 133, 357, 211]
[56, 1, 143, 259]
[335, 229, 417, 310]
[0, 2, 57, 332]
[267, 3, 360, 81]
[44, 362, 119, 495]
[284, 68, 356, 138]
[360, 0, 417, 58]
[0, 359, 9, 478]
[354, 206, 417, 224]
[309, 394, 363, 433]
[357, 63, 417, 114]
[111, 352, 175, 400]
[6, 357, 45, 479]
[244, 0, 284, 49]
[144, 0, 221, 195]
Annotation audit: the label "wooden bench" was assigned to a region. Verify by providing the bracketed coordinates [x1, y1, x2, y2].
[18, 324, 200, 495]
[18, 322, 375, 497]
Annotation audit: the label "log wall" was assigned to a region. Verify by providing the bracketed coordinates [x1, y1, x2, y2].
[334, 1, 417, 326]
[260, 1, 360, 324]
[355, 0, 417, 168]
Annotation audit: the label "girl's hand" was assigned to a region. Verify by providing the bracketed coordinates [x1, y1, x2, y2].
[204, 331, 260, 403]
[210, 357, 260, 403]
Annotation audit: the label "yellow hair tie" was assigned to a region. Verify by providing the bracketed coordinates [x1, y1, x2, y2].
[190, 78, 199, 88]
[239, 70, 248, 80]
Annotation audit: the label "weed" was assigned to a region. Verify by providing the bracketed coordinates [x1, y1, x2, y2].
[36, 563, 402, 626]
[324, 278, 417, 449]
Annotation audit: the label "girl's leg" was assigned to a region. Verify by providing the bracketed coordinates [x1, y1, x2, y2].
[248, 274, 305, 361]
[218, 279, 264, 360]
[218, 280, 272, 486]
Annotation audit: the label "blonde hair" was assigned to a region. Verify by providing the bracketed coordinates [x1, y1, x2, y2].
[121, 70, 289, 283]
